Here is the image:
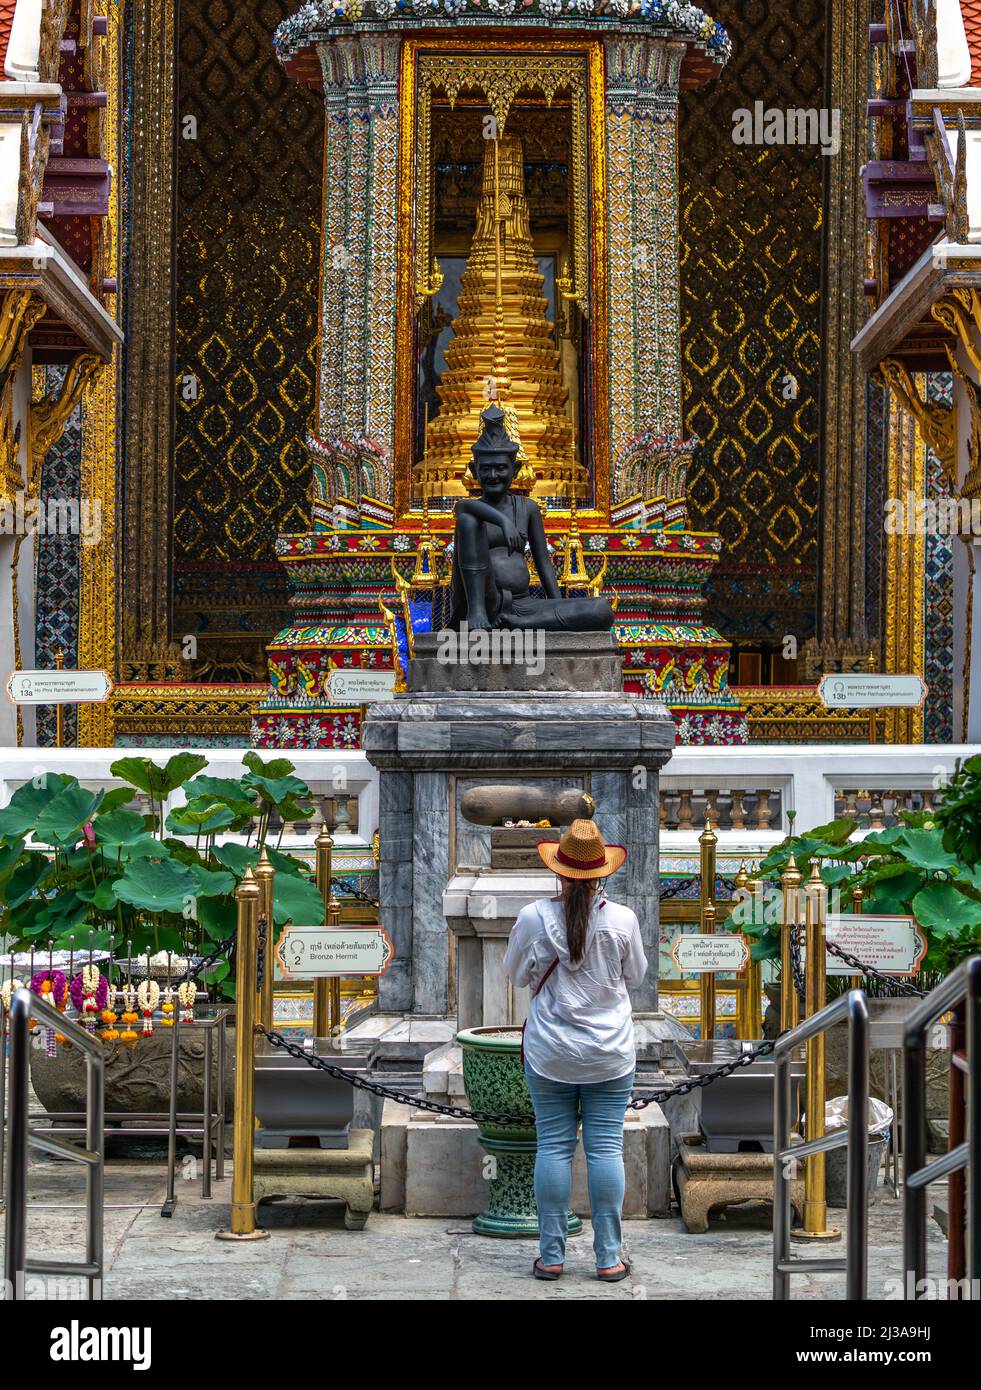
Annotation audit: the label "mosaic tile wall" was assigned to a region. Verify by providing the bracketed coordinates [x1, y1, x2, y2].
[679, 0, 824, 649]
[923, 373, 955, 744]
[173, 0, 322, 679]
[34, 367, 82, 747]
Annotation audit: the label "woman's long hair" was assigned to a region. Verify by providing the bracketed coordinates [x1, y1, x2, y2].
[561, 876, 599, 964]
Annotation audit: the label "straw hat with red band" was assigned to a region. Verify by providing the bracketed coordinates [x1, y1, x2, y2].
[537, 819, 627, 881]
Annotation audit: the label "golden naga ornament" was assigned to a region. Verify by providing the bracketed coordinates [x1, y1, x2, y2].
[416, 134, 586, 501]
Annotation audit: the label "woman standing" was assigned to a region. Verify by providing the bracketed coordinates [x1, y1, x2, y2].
[504, 819, 647, 1283]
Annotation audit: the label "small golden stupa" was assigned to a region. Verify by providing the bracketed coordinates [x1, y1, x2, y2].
[415, 133, 587, 500]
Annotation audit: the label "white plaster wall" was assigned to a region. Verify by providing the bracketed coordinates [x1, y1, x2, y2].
[938, 0, 972, 87]
[0, 121, 22, 246]
[5, 0, 42, 81]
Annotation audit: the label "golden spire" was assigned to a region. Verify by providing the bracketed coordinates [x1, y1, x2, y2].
[558, 480, 590, 587]
[411, 403, 439, 588]
[416, 133, 585, 501]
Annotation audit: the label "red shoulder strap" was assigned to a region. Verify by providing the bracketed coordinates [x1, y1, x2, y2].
[533, 958, 559, 996]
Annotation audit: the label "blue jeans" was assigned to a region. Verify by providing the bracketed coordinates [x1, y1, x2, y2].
[524, 1064, 635, 1269]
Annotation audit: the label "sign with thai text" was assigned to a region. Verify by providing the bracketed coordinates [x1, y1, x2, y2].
[670, 933, 750, 975]
[325, 669, 397, 703]
[274, 924, 394, 979]
[824, 914, 928, 978]
[818, 674, 927, 709]
[5, 669, 113, 705]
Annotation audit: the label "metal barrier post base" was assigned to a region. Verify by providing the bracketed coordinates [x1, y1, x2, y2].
[215, 1222, 270, 1243]
[790, 1226, 842, 1243]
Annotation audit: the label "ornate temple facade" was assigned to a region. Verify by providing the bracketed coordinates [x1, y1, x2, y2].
[0, 1, 973, 748]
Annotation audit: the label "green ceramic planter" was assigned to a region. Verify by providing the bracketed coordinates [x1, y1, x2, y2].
[457, 1026, 582, 1240]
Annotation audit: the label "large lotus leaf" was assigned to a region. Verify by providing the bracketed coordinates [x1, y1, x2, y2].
[109, 752, 208, 799]
[76, 878, 120, 912]
[183, 776, 259, 807]
[112, 859, 199, 915]
[99, 786, 143, 815]
[33, 784, 104, 846]
[858, 826, 907, 851]
[242, 751, 297, 781]
[165, 801, 236, 835]
[266, 848, 307, 878]
[0, 774, 74, 841]
[892, 829, 960, 875]
[211, 842, 259, 876]
[31, 892, 92, 935]
[197, 896, 237, 942]
[186, 862, 236, 898]
[93, 808, 149, 847]
[273, 871, 326, 927]
[242, 772, 311, 806]
[798, 818, 858, 848]
[0, 837, 25, 881]
[912, 881, 981, 936]
[56, 927, 113, 953]
[2, 852, 52, 908]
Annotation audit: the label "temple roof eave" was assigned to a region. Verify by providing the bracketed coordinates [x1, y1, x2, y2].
[274, 9, 731, 89]
[848, 234, 981, 374]
[0, 233, 123, 361]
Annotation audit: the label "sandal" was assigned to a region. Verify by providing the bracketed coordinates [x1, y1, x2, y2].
[533, 1259, 563, 1281]
[596, 1260, 630, 1283]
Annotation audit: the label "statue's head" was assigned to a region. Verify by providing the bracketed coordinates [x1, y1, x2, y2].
[470, 404, 520, 501]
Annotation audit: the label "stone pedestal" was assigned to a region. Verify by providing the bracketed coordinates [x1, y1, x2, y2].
[252, 1129, 375, 1230]
[673, 1139, 804, 1234]
[363, 633, 675, 1017]
[379, 1100, 672, 1220]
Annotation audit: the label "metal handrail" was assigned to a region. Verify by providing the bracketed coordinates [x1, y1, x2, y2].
[773, 988, 870, 1300]
[903, 955, 980, 1298]
[3, 988, 104, 1300]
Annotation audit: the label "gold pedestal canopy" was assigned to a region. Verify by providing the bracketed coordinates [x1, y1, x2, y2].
[417, 134, 587, 500]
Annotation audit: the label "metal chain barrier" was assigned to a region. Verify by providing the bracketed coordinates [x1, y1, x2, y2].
[255, 1025, 776, 1124]
[825, 938, 926, 997]
[255, 915, 268, 994]
[172, 934, 236, 989]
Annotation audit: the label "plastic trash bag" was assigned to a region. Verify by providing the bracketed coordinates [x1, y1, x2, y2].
[825, 1094, 893, 1135]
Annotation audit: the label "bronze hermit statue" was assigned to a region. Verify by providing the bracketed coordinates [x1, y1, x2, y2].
[448, 404, 614, 633]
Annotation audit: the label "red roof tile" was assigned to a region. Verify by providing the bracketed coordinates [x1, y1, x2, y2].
[0, 0, 18, 74]
[961, 0, 981, 84]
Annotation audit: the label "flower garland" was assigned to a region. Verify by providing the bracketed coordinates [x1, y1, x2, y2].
[69, 965, 109, 1034]
[0, 978, 23, 1011]
[177, 981, 196, 1025]
[29, 970, 68, 1056]
[137, 979, 160, 1037]
[120, 980, 139, 1045]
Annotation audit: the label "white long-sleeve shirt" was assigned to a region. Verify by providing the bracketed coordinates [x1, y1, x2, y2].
[503, 895, 648, 1084]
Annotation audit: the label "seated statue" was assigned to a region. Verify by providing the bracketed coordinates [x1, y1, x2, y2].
[448, 404, 614, 633]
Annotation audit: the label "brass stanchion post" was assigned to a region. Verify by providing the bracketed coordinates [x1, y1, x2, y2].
[254, 849, 275, 1039]
[314, 825, 333, 1040]
[795, 860, 840, 1241]
[328, 891, 342, 1036]
[699, 821, 717, 1042]
[780, 852, 802, 1033]
[216, 867, 269, 1241]
[736, 863, 763, 1039]
[850, 884, 864, 991]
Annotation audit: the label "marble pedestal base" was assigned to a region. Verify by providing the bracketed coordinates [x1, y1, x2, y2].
[363, 648, 675, 1017]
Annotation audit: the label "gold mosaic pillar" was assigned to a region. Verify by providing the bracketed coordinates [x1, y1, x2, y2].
[604, 35, 687, 481]
[810, 0, 873, 671]
[315, 34, 400, 502]
[317, 42, 351, 444]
